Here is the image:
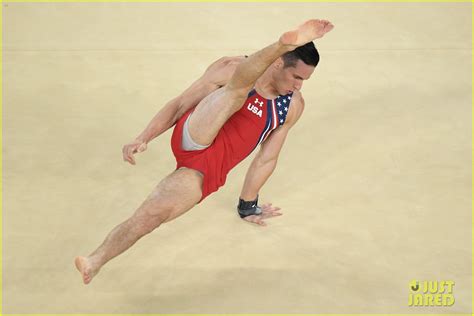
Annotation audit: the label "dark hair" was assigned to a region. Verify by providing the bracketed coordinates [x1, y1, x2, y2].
[282, 41, 319, 68]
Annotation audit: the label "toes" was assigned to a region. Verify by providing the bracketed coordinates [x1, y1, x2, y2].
[84, 272, 92, 284]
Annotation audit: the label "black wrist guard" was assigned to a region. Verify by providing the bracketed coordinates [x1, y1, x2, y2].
[237, 196, 262, 218]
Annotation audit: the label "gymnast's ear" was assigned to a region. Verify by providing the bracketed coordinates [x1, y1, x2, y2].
[274, 57, 284, 69]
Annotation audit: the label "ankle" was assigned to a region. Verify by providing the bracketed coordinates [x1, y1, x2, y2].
[277, 38, 295, 51]
[87, 255, 103, 270]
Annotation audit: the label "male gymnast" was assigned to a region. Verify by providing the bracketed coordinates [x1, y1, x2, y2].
[75, 19, 334, 284]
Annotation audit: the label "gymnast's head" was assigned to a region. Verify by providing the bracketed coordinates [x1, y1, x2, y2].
[272, 41, 320, 94]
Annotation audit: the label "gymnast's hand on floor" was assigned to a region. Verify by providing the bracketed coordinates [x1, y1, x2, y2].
[122, 139, 147, 165]
[242, 203, 282, 227]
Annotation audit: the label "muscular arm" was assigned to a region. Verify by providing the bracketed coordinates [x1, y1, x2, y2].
[122, 56, 245, 165]
[239, 92, 305, 200]
[134, 79, 212, 144]
[135, 56, 244, 144]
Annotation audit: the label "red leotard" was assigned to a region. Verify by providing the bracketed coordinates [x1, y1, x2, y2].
[171, 89, 293, 202]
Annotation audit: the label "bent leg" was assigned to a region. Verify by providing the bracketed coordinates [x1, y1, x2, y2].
[188, 19, 333, 146]
[74, 168, 202, 284]
[187, 42, 292, 147]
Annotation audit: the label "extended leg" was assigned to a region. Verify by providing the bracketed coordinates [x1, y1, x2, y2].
[74, 168, 203, 284]
[188, 19, 334, 146]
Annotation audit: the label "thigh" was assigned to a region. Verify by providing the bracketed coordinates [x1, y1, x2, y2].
[187, 86, 248, 146]
[135, 168, 203, 223]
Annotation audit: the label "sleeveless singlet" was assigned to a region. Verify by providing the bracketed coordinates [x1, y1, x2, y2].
[171, 89, 294, 202]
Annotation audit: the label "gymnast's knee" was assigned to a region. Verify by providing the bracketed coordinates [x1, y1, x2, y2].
[225, 80, 252, 96]
[134, 205, 176, 234]
[223, 86, 250, 112]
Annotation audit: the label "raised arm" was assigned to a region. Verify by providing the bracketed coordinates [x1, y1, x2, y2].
[238, 91, 305, 225]
[122, 56, 245, 165]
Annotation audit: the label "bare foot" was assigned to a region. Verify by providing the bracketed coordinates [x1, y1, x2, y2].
[280, 19, 334, 47]
[75, 256, 100, 285]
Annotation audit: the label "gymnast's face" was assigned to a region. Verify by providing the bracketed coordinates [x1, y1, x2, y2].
[273, 59, 315, 95]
